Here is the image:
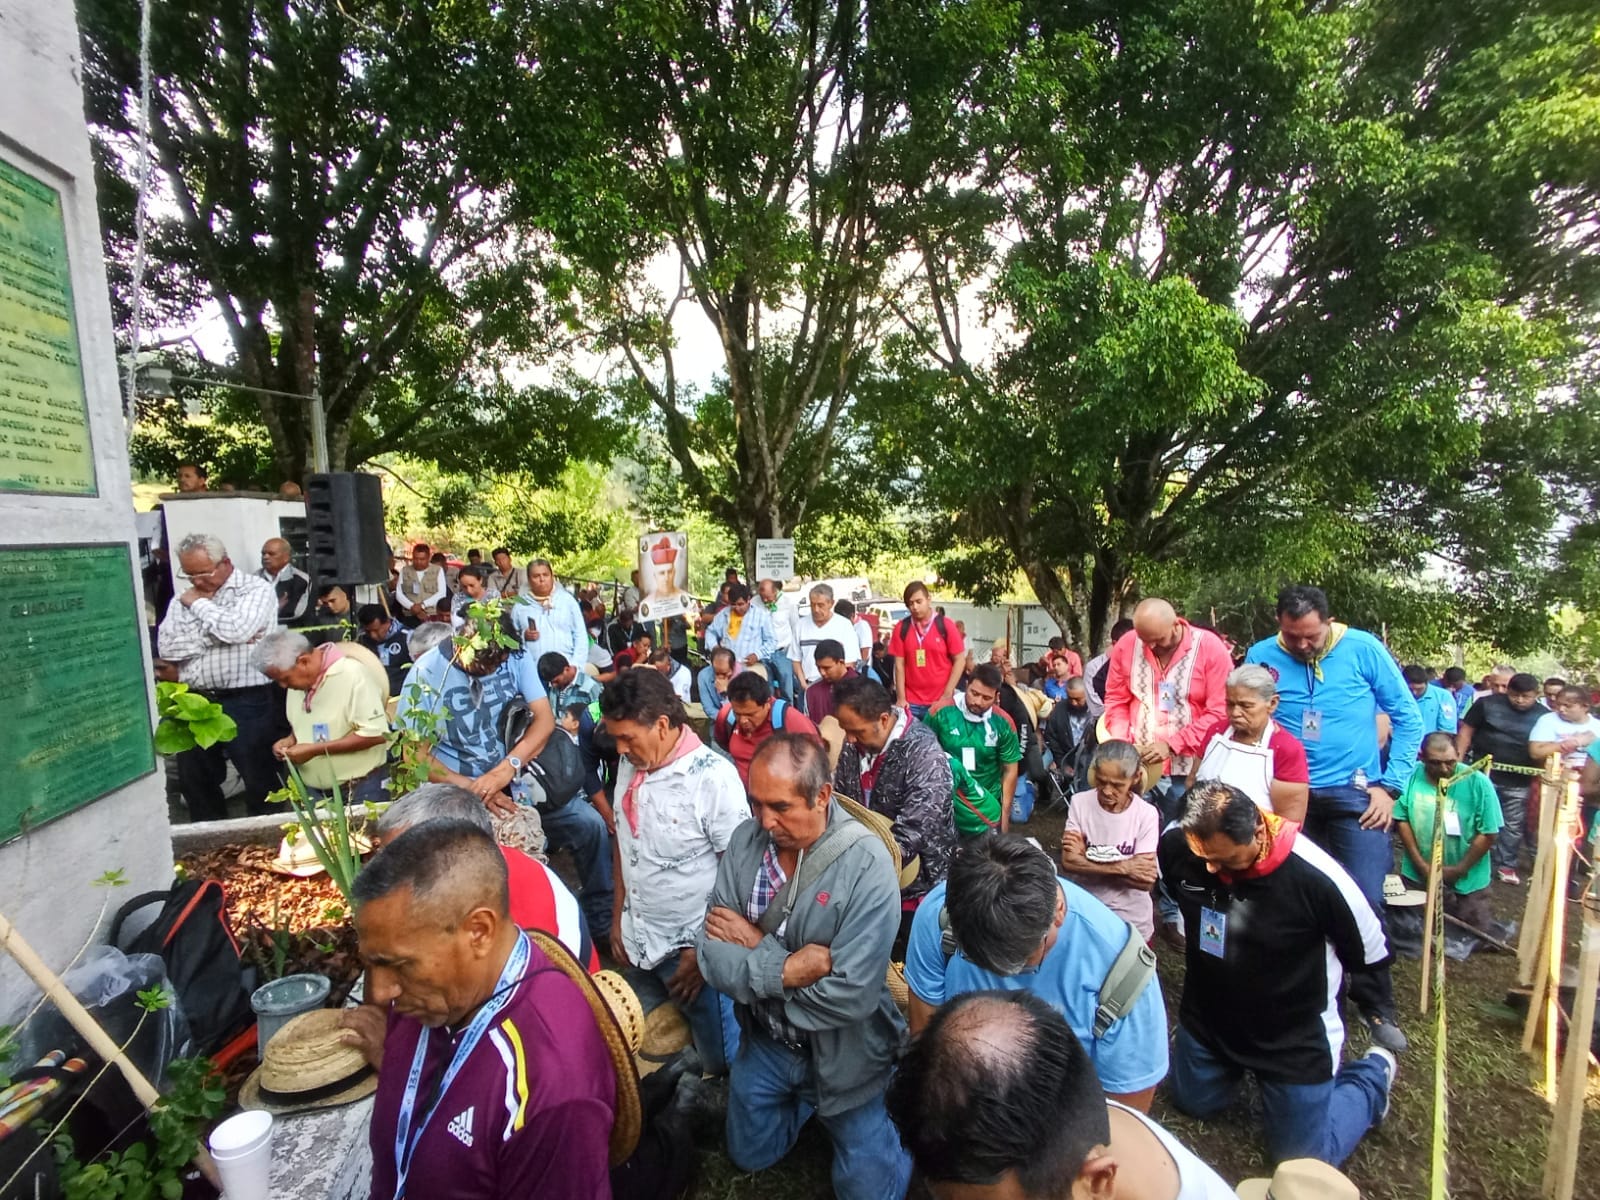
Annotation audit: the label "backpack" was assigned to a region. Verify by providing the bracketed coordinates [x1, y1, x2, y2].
[712, 698, 790, 750]
[110, 879, 254, 1057]
[935, 905, 1156, 1038]
[895, 614, 952, 658]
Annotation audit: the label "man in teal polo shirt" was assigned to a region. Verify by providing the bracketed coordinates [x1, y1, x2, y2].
[1394, 733, 1502, 930]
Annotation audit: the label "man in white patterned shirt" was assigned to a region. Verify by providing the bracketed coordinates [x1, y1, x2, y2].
[157, 532, 285, 819]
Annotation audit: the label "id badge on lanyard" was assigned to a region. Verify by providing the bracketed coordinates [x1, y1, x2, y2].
[392, 933, 531, 1198]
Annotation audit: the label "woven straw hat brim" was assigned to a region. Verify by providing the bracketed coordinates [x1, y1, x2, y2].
[592, 970, 645, 1056]
[528, 931, 642, 1166]
[240, 1008, 377, 1114]
[835, 794, 920, 889]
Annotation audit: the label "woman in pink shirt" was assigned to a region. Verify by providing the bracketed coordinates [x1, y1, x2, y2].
[1060, 740, 1160, 941]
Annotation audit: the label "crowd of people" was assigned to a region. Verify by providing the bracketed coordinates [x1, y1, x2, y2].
[147, 522, 1600, 1198]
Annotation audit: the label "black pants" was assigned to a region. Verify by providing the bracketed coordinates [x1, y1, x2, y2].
[174, 685, 287, 821]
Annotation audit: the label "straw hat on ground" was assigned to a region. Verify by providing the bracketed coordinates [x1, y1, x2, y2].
[239, 1008, 377, 1114]
[817, 715, 846, 772]
[834, 793, 920, 890]
[1235, 1158, 1360, 1200]
[527, 930, 642, 1166]
[267, 829, 372, 878]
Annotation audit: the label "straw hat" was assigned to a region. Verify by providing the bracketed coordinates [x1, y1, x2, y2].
[1236, 1158, 1360, 1200]
[885, 961, 910, 1013]
[268, 829, 372, 878]
[239, 1008, 377, 1114]
[817, 715, 846, 772]
[1093, 715, 1163, 793]
[591, 970, 644, 1055]
[835, 793, 921, 890]
[1383, 873, 1427, 908]
[527, 931, 642, 1166]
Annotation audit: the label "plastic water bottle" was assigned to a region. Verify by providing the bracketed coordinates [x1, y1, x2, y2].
[1352, 768, 1368, 790]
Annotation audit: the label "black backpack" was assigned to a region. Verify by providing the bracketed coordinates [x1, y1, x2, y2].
[894, 614, 953, 657]
[110, 879, 254, 1058]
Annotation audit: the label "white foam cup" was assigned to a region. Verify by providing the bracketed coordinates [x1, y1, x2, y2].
[208, 1110, 274, 1198]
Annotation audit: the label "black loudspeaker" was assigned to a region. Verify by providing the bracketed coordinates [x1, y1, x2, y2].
[305, 472, 389, 584]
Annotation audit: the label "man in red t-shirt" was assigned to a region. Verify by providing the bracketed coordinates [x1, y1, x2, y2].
[888, 582, 966, 720]
[373, 783, 599, 971]
[713, 670, 822, 787]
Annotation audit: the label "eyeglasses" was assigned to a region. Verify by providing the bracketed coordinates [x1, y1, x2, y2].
[183, 560, 229, 583]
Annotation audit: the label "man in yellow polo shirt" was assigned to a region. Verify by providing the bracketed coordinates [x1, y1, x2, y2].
[252, 630, 391, 802]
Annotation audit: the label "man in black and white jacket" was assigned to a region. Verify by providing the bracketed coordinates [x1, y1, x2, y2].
[1158, 779, 1396, 1168]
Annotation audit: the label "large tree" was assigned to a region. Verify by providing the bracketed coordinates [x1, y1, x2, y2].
[81, 0, 615, 481]
[523, 0, 956, 572]
[879, 0, 1599, 651]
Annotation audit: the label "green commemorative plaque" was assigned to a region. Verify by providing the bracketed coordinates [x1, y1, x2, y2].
[0, 157, 97, 496]
[1, 544, 155, 842]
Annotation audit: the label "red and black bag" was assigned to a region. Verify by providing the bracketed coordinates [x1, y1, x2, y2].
[111, 879, 254, 1058]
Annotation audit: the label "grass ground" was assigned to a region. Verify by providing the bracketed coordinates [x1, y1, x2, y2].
[668, 806, 1600, 1199]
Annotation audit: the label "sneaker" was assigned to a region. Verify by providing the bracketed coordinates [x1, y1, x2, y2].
[1497, 867, 1521, 886]
[1365, 1013, 1410, 1054]
[1365, 1046, 1398, 1121]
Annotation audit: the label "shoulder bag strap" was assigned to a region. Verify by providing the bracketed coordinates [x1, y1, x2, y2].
[1093, 920, 1159, 1039]
[756, 821, 872, 935]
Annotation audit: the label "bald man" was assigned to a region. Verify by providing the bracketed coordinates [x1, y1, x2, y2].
[1102, 600, 1232, 948]
[259, 537, 311, 623]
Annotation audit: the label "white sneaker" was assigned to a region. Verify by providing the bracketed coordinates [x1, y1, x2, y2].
[1365, 1046, 1398, 1122]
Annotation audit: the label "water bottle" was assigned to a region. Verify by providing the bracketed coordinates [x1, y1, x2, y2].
[1352, 768, 1368, 791]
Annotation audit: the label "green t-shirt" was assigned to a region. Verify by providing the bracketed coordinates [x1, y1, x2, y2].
[948, 756, 1001, 837]
[1394, 764, 1503, 896]
[924, 706, 1022, 800]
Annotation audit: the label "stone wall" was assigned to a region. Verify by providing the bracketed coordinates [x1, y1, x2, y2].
[0, 1, 172, 1019]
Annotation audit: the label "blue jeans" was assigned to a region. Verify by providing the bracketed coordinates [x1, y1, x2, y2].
[651, 949, 739, 1076]
[726, 1030, 911, 1200]
[907, 704, 931, 722]
[766, 655, 799, 705]
[1170, 1027, 1389, 1166]
[540, 799, 613, 937]
[1304, 787, 1395, 1020]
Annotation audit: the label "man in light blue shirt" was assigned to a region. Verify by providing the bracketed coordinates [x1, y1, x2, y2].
[903, 835, 1168, 1110]
[1405, 665, 1458, 735]
[705, 583, 779, 669]
[1245, 584, 1422, 1053]
[510, 559, 587, 670]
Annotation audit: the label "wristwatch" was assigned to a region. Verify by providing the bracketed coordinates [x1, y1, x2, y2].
[506, 755, 524, 772]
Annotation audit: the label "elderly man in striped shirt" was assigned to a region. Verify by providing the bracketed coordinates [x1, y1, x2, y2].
[157, 531, 284, 819]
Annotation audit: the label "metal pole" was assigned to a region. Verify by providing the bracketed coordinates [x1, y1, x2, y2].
[310, 383, 330, 474]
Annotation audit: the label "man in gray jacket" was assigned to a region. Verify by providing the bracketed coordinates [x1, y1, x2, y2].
[697, 733, 911, 1200]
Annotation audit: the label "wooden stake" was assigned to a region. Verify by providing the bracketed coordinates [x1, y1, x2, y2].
[1521, 764, 1565, 986]
[1522, 775, 1579, 1097]
[0, 910, 221, 1188]
[1542, 902, 1599, 1200]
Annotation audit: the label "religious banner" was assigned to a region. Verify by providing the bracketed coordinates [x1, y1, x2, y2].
[637, 531, 690, 621]
[0, 157, 96, 496]
[754, 538, 795, 584]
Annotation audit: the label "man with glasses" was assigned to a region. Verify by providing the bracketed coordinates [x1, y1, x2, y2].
[156, 531, 284, 819]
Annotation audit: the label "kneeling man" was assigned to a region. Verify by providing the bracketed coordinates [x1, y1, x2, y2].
[697, 734, 911, 1200]
[357, 819, 615, 1198]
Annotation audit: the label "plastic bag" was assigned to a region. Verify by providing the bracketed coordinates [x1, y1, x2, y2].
[20, 945, 192, 1087]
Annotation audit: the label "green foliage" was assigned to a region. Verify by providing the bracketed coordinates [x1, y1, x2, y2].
[875, 0, 1599, 651]
[82, 0, 623, 483]
[152, 683, 237, 755]
[53, 1058, 224, 1200]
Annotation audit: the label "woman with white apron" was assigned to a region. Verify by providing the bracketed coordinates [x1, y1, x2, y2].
[1190, 663, 1310, 823]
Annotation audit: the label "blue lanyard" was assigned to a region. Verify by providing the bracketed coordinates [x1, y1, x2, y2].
[391, 932, 531, 1198]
